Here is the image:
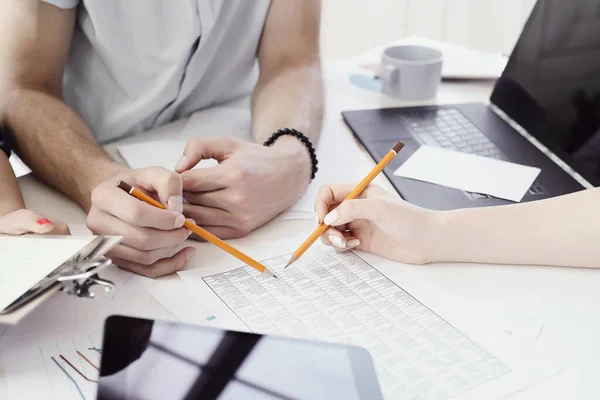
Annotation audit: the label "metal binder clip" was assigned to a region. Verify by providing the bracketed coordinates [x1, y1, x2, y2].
[0, 235, 119, 315]
[51, 235, 117, 299]
[57, 256, 115, 299]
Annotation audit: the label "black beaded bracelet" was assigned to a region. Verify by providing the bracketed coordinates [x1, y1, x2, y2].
[263, 128, 318, 180]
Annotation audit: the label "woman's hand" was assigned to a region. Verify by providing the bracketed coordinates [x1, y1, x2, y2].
[314, 184, 443, 264]
[0, 209, 70, 235]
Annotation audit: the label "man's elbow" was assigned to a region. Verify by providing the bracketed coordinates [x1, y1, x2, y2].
[259, 46, 321, 77]
[1, 81, 63, 134]
[4, 79, 63, 114]
[10, 77, 63, 100]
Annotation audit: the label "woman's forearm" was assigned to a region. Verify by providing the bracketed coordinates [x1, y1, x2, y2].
[433, 188, 600, 268]
[0, 153, 25, 215]
[0, 1, 36, 216]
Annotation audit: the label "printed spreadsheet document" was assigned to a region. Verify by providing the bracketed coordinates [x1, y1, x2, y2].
[183, 246, 559, 400]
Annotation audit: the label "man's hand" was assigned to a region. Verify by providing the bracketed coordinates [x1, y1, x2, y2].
[86, 167, 196, 278]
[176, 136, 311, 238]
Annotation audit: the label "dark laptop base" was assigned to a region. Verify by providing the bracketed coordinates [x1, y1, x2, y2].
[342, 103, 585, 211]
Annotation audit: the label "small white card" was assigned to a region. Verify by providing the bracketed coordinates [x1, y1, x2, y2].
[9, 154, 31, 178]
[117, 140, 218, 171]
[393, 146, 541, 202]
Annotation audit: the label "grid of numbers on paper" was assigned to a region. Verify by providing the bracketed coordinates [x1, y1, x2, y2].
[203, 250, 511, 399]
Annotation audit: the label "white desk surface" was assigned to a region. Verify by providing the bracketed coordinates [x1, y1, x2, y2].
[6, 58, 600, 400]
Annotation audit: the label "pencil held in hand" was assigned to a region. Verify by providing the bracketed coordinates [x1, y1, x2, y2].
[117, 181, 277, 278]
[286, 141, 404, 267]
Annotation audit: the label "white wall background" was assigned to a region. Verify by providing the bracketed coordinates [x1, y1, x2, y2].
[320, 0, 538, 61]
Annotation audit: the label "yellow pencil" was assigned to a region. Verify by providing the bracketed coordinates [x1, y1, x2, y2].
[285, 141, 404, 267]
[117, 181, 277, 278]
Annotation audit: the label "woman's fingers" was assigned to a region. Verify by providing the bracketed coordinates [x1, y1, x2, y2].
[323, 199, 383, 227]
[0, 209, 61, 235]
[315, 184, 354, 222]
[320, 227, 360, 251]
[48, 220, 71, 235]
[315, 183, 386, 223]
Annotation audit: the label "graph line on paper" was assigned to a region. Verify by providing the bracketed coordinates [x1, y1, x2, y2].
[60, 355, 98, 382]
[76, 351, 99, 371]
[39, 347, 53, 392]
[88, 347, 102, 354]
[0, 334, 101, 400]
[201, 248, 512, 399]
[110, 272, 134, 300]
[51, 357, 86, 400]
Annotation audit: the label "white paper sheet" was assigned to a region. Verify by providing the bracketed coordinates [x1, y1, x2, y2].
[117, 140, 218, 171]
[451, 298, 546, 348]
[179, 244, 560, 400]
[67, 224, 93, 236]
[179, 107, 252, 140]
[275, 210, 314, 221]
[0, 236, 96, 311]
[145, 279, 218, 326]
[9, 154, 31, 178]
[394, 146, 541, 202]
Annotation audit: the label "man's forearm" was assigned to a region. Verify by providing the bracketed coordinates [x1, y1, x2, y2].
[4, 89, 126, 211]
[251, 62, 323, 146]
[434, 188, 600, 268]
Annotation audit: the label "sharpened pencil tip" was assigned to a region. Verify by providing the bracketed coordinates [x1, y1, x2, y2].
[264, 268, 278, 279]
[284, 255, 298, 269]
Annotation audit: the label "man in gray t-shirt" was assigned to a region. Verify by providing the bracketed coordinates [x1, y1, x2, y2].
[3, 1, 323, 277]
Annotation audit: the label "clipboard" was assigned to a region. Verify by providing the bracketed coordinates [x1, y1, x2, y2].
[0, 235, 122, 324]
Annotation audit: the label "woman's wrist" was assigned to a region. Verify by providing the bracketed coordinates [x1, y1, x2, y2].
[0, 151, 26, 216]
[425, 208, 466, 264]
[0, 183, 26, 216]
[0, 184, 26, 216]
[0, 204, 25, 218]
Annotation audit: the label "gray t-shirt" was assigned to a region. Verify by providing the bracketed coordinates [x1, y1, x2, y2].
[42, 0, 271, 143]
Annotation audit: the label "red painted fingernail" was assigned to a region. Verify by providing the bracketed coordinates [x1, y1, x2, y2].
[37, 218, 52, 226]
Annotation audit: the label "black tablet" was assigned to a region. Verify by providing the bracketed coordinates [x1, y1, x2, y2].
[97, 315, 382, 400]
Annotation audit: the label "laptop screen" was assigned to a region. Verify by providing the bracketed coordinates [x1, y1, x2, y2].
[490, 0, 600, 186]
[96, 316, 382, 400]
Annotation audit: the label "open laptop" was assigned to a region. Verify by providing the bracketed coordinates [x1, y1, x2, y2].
[342, 0, 600, 210]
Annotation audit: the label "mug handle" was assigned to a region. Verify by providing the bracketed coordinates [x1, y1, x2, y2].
[381, 64, 400, 87]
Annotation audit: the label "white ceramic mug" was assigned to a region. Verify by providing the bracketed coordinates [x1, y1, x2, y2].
[381, 45, 443, 100]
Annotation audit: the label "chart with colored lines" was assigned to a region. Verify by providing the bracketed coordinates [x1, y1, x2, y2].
[0, 334, 102, 400]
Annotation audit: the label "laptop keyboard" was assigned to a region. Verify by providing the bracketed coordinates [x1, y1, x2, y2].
[398, 108, 545, 197]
